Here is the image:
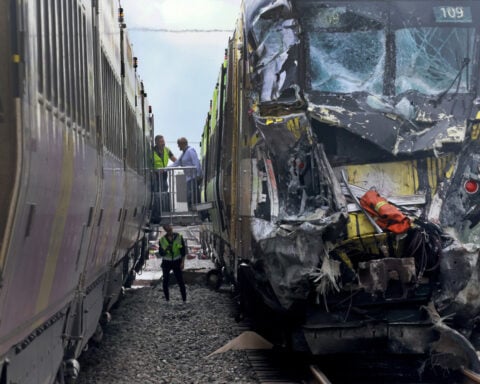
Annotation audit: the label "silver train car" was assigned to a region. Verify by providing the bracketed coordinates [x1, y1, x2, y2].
[201, 0, 480, 374]
[0, 1, 152, 382]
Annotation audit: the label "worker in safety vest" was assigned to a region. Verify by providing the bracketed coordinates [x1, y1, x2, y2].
[158, 224, 187, 302]
[153, 135, 176, 192]
[170, 137, 202, 209]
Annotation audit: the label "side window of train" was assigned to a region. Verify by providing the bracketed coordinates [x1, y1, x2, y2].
[36, 0, 90, 134]
[101, 52, 123, 158]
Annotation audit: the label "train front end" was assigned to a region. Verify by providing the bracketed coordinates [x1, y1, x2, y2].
[237, 0, 480, 371]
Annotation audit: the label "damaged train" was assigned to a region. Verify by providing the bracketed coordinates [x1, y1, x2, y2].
[200, 0, 480, 373]
[0, 1, 151, 383]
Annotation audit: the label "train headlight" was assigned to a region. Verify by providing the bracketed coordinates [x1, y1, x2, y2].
[464, 179, 479, 194]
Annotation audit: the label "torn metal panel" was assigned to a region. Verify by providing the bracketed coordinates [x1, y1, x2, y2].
[358, 257, 416, 296]
[424, 302, 480, 372]
[244, 0, 302, 103]
[433, 240, 480, 321]
[252, 113, 347, 223]
[439, 141, 480, 242]
[308, 93, 471, 156]
[208, 0, 480, 370]
[251, 218, 343, 309]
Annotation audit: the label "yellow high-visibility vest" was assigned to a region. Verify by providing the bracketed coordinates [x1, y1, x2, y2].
[159, 234, 184, 260]
[153, 147, 171, 169]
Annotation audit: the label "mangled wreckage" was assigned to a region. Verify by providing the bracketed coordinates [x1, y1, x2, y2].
[199, 0, 480, 372]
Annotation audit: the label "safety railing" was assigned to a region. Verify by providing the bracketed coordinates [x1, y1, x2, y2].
[150, 166, 203, 226]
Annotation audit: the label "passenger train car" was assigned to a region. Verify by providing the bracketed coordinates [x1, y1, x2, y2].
[201, 0, 480, 374]
[0, 1, 152, 382]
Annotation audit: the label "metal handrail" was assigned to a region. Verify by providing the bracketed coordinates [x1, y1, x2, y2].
[150, 166, 200, 225]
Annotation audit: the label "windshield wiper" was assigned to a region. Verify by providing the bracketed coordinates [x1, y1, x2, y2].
[432, 57, 470, 107]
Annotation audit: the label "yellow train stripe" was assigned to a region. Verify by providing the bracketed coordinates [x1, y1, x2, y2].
[36, 130, 74, 312]
[471, 111, 480, 140]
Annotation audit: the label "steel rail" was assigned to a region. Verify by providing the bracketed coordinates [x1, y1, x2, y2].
[309, 365, 332, 384]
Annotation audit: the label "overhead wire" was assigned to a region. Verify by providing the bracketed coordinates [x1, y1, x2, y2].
[128, 27, 234, 33]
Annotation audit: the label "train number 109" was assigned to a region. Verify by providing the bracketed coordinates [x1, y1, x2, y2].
[434, 6, 472, 23]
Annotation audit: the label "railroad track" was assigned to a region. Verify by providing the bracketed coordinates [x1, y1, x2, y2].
[246, 349, 313, 383]
[231, 298, 480, 383]
[243, 344, 480, 383]
[462, 367, 480, 384]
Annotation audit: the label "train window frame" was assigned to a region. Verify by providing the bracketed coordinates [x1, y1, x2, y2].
[101, 51, 123, 159]
[36, 0, 43, 94]
[394, 26, 475, 95]
[67, 3, 74, 121]
[81, 12, 90, 133]
[78, 9, 86, 132]
[73, 4, 81, 128]
[57, 0, 65, 113]
[51, 0, 58, 107]
[299, 1, 478, 98]
[43, 0, 51, 101]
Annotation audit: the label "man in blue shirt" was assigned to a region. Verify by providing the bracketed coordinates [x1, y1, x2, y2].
[171, 137, 202, 209]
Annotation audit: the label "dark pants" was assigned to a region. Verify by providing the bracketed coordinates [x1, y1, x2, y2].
[187, 179, 200, 209]
[161, 258, 186, 301]
[153, 171, 168, 193]
[152, 172, 170, 215]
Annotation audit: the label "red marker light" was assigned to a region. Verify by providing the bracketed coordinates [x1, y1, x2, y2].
[464, 179, 479, 194]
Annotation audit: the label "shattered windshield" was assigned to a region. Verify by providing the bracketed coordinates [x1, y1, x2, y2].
[395, 27, 474, 95]
[309, 30, 385, 95]
[303, 6, 476, 97]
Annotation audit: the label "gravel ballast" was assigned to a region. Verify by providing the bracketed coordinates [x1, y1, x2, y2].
[76, 283, 260, 384]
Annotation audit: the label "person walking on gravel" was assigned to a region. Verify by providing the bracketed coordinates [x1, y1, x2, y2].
[158, 224, 187, 302]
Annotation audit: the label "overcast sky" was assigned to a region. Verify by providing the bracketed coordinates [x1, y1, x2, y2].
[121, 0, 241, 153]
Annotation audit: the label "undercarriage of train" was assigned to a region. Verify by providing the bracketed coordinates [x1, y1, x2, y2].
[241, 110, 480, 373]
[215, 0, 480, 374]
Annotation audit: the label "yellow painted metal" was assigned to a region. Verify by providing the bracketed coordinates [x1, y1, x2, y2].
[345, 161, 419, 196]
[340, 231, 393, 257]
[344, 155, 455, 199]
[426, 154, 456, 191]
[472, 111, 480, 141]
[210, 83, 219, 135]
[249, 132, 260, 148]
[343, 155, 456, 240]
[286, 116, 304, 140]
[445, 162, 455, 179]
[265, 117, 283, 125]
[346, 212, 377, 238]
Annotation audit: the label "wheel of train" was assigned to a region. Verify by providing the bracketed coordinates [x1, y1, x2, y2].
[205, 268, 223, 290]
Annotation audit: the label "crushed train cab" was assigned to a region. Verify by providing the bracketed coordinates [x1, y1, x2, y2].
[200, 0, 480, 374]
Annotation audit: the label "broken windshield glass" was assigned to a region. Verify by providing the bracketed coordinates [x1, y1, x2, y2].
[304, 10, 475, 97]
[395, 27, 475, 95]
[309, 30, 385, 95]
